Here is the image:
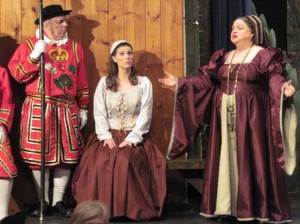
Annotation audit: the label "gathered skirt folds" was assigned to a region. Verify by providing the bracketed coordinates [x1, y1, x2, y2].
[72, 130, 166, 221]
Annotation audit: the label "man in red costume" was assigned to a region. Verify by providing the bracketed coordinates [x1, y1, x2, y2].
[0, 66, 17, 222]
[8, 4, 89, 217]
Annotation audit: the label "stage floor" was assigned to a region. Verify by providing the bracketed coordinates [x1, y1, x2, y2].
[24, 192, 300, 224]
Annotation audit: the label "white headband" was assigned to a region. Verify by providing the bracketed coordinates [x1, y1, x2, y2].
[110, 40, 129, 54]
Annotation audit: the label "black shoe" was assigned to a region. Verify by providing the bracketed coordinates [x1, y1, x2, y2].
[31, 202, 52, 217]
[52, 201, 71, 218]
[0, 207, 33, 224]
[0, 216, 15, 224]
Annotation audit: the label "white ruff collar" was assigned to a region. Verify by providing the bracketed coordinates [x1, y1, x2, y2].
[35, 29, 68, 46]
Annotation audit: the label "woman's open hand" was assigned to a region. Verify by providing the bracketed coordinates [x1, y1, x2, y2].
[119, 140, 133, 148]
[158, 71, 177, 89]
[103, 138, 116, 149]
[283, 80, 296, 98]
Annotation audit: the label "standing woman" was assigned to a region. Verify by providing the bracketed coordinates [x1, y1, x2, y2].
[0, 66, 17, 221]
[159, 15, 296, 223]
[72, 40, 166, 221]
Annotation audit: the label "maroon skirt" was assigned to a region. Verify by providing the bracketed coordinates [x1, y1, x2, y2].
[72, 130, 166, 221]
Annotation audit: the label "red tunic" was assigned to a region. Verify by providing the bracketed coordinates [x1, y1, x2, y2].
[0, 67, 17, 178]
[167, 48, 295, 222]
[8, 37, 89, 167]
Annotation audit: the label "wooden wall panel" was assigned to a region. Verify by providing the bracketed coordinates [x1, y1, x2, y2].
[1, 0, 22, 42]
[0, 0, 184, 210]
[77, 0, 110, 136]
[145, 0, 164, 151]
[79, 0, 109, 76]
[161, 0, 184, 153]
[124, 0, 146, 51]
[43, 0, 65, 9]
[66, 0, 83, 44]
[20, 0, 36, 41]
[109, 0, 125, 42]
[0, 0, 21, 66]
[145, 0, 162, 55]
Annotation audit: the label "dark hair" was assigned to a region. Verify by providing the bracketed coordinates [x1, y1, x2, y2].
[237, 16, 254, 33]
[236, 15, 269, 47]
[106, 42, 138, 92]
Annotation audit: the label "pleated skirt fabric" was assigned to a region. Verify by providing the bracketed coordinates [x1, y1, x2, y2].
[72, 130, 166, 221]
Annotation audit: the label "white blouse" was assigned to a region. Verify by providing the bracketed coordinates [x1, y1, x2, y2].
[94, 76, 153, 145]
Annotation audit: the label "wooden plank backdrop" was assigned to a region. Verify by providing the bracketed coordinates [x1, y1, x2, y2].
[0, 0, 184, 210]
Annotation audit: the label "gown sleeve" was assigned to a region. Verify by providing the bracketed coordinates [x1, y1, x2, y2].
[166, 49, 225, 160]
[260, 47, 297, 175]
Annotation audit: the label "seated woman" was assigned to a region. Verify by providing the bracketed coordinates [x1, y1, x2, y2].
[72, 40, 166, 221]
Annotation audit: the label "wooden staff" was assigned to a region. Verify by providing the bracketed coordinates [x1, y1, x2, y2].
[37, 0, 46, 221]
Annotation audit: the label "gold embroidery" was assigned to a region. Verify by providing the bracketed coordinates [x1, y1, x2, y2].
[48, 48, 69, 61]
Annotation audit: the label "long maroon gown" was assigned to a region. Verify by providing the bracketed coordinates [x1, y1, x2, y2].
[167, 47, 296, 223]
[72, 130, 166, 221]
